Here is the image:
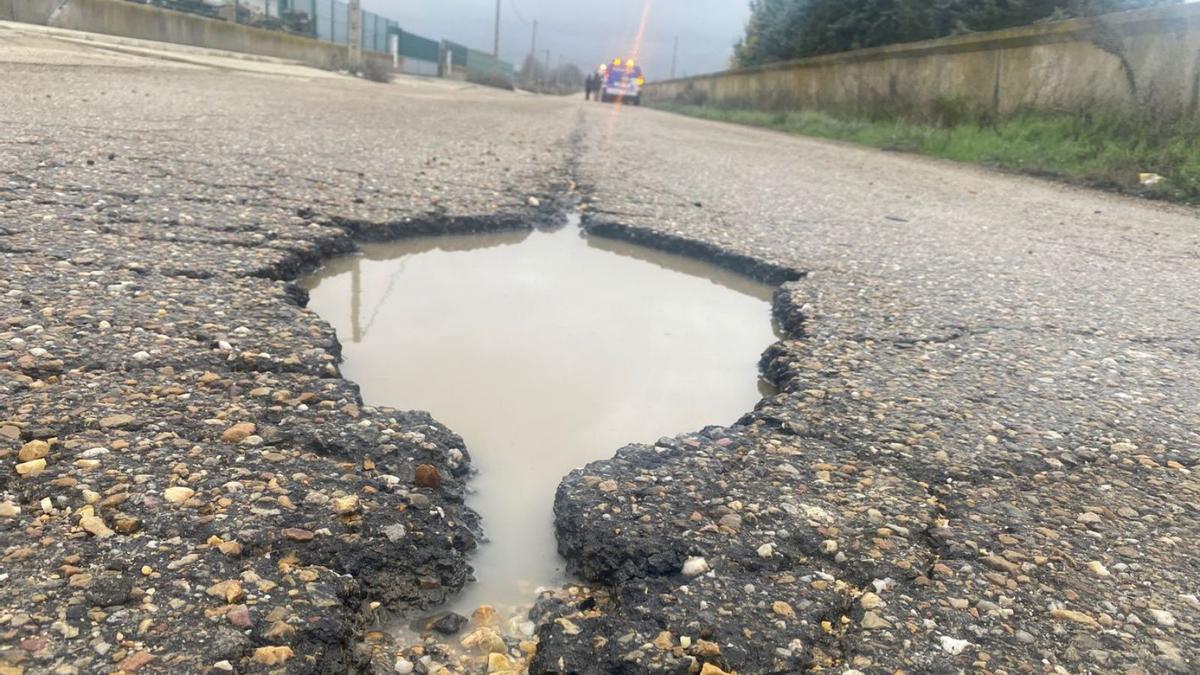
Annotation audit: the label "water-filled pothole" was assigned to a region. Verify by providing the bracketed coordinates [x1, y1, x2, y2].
[301, 218, 777, 633]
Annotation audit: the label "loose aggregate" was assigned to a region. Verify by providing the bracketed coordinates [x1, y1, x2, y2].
[1, 33, 574, 675]
[529, 106, 1200, 674]
[3, 29, 1200, 675]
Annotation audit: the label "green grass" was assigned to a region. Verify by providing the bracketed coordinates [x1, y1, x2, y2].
[650, 103, 1200, 204]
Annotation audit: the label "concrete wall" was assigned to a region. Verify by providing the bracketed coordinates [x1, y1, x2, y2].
[3, 0, 390, 70]
[646, 4, 1200, 120]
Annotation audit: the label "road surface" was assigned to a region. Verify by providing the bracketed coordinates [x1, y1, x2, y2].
[1, 23, 1197, 675]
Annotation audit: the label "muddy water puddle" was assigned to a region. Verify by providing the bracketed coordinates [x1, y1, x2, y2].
[302, 220, 776, 636]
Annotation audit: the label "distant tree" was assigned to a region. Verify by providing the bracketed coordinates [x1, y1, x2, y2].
[734, 0, 1181, 67]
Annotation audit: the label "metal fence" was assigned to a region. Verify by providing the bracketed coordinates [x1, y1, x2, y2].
[132, 0, 511, 82]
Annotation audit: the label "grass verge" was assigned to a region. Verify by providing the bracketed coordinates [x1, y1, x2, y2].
[649, 103, 1200, 204]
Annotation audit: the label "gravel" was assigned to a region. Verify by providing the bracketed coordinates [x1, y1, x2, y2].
[4, 29, 1199, 675]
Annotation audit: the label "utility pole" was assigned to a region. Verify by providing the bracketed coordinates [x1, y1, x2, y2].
[530, 20, 537, 60]
[671, 36, 678, 79]
[348, 0, 362, 70]
[493, 0, 501, 58]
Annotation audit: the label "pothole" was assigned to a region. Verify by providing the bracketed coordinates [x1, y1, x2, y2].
[301, 215, 778, 670]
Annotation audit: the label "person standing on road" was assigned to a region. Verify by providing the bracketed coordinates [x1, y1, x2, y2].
[585, 74, 596, 101]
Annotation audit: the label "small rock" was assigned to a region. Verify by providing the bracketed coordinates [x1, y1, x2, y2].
[939, 636, 971, 655]
[0, 501, 20, 518]
[471, 605, 499, 627]
[756, 543, 774, 558]
[861, 611, 890, 629]
[382, 524, 407, 542]
[860, 592, 883, 609]
[414, 464, 442, 489]
[424, 611, 467, 635]
[253, 646, 294, 665]
[15, 458, 46, 477]
[18, 440, 48, 462]
[117, 651, 155, 672]
[207, 580, 245, 604]
[395, 658, 415, 674]
[1088, 561, 1111, 577]
[1051, 608, 1100, 628]
[99, 414, 135, 429]
[1149, 609, 1176, 627]
[461, 626, 506, 654]
[772, 600, 795, 618]
[221, 423, 256, 443]
[699, 664, 730, 675]
[681, 556, 709, 577]
[597, 479, 618, 493]
[283, 527, 315, 542]
[163, 486, 195, 504]
[226, 604, 253, 628]
[332, 495, 360, 514]
[79, 515, 113, 538]
[487, 653, 514, 673]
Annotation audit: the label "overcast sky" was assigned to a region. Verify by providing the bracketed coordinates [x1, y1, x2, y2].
[360, 0, 751, 77]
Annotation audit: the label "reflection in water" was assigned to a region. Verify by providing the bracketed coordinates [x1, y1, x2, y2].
[302, 220, 778, 619]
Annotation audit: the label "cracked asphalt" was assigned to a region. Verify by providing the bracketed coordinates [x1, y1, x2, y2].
[3, 23, 1199, 675]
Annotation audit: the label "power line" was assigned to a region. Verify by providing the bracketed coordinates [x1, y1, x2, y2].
[508, 0, 530, 25]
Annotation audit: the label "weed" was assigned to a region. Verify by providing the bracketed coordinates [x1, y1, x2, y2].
[650, 103, 1200, 203]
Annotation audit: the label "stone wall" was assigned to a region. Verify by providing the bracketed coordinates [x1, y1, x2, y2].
[3, 0, 389, 71]
[645, 4, 1200, 120]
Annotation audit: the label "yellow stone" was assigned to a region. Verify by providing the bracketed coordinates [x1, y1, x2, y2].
[653, 630, 674, 650]
[207, 580, 245, 604]
[221, 423, 256, 444]
[1050, 608, 1100, 628]
[700, 664, 732, 675]
[163, 487, 195, 504]
[15, 458, 46, 477]
[331, 495, 360, 514]
[487, 653, 513, 673]
[79, 515, 113, 538]
[471, 605, 499, 627]
[18, 440, 49, 462]
[252, 646, 293, 665]
[772, 600, 796, 618]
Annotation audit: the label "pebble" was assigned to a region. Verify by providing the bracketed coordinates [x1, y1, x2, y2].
[1148, 609, 1176, 627]
[681, 556, 710, 577]
[414, 464, 442, 489]
[163, 486, 195, 504]
[15, 458, 47, 477]
[18, 439, 49, 461]
[939, 636, 972, 655]
[79, 515, 113, 538]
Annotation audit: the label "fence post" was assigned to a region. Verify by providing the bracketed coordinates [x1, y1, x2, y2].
[348, 0, 362, 69]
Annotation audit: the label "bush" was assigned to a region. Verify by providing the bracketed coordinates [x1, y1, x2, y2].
[361, 59, 394, 83]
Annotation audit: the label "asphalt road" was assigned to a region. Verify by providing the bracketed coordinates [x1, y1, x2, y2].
[1, 24, 1197, 675]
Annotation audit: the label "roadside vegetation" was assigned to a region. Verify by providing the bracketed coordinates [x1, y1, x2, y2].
[651, 103, 1200, 203]
[735, 0, 1179, 66]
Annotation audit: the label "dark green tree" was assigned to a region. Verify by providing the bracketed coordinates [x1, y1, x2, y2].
[734, 0, 1181, 67]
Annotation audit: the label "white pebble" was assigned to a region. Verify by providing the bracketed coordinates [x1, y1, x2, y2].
[756, 543, 774, 558]
[681, 556, 710, 577]
[939, 636, 972, 655]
